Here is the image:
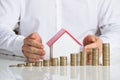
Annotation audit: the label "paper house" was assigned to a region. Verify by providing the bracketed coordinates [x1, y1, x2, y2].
[47, 28, 82, 61]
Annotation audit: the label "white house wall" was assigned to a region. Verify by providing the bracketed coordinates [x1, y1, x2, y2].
[52, 33, 82, 63]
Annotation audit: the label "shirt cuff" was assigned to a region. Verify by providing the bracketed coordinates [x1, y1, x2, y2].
[13, 35, 25, 56]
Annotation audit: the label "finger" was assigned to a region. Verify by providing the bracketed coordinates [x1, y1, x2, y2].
[40, 56, 45, 59]
[85, 47, 102, 56]
[28, 58, 40, 62]
[22, 45, 45, 56]
[28, 58, 34, 62]
[85, 44, 102, 58]
[23, 45, 40, 53]
[28, 32, 42, 43]
[88, 54, 92, 60]
[24, 38, 44, 49]
[84, 40, 101, 56]
[87, 54, 92, 65]
[84, 42, 98, 50]
[84, 48, 92, 55]
[88, 60, 92, 65]
[40, 50, 46, 56]
[24, 52, 40, 59]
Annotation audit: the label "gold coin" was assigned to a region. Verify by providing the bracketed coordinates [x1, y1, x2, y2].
[35, 61, 43, 66]
[9, 65, 17, 67]
[43, 60, 50, 66]
[26, 62, 33, 67]
[51, 58, 59, 66]
[80, 51, 87, 66]
[17, 64, 25, 67]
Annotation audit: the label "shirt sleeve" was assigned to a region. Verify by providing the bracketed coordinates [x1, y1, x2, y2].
[0, 0, 25, 56]
[97, 0, 120, 54]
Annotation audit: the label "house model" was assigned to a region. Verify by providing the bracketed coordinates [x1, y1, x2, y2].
[47, 28, 82, 61]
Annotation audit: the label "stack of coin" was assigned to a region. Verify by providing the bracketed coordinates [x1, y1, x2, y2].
[26, 62, 33, 67]
[51, 58, 59, 66]
[35, 61, 43, 67]
[80, 51, 87, 66]
[103, 43, 110, 66]
[60, 56, 67, 66]
[70, 53, 78, 66]
[9, 65, 17, 67]
[17, 64, 25, 67]
[32, 63, 36, 66]
[92, 48, 99, 66]
[43, 60, 50, 66]
[86, 54, 90, 65]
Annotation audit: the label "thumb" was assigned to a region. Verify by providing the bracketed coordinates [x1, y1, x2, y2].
[28, 32, 42, 43]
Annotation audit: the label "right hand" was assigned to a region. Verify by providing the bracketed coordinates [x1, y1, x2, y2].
[83, 35, 103, 65]
[22, 32, 45, 62]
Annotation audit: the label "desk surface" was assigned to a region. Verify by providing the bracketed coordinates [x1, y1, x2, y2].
[0, 54, 120, 80]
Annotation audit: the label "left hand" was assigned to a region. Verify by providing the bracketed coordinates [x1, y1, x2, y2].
[22, 32, 45, 62]
[83, 35, 103, 65]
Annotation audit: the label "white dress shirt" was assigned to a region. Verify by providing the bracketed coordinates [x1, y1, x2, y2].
[0, 0, 120, 60]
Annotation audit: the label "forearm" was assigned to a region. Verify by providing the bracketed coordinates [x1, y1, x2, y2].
[97, 0, 120, 54]
[0, 25, 25, 56]
[99, 24, 120, 54]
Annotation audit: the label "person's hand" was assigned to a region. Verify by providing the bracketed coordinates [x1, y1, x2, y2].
[22, 32, 45, 62]
[83, 35, 103, 64]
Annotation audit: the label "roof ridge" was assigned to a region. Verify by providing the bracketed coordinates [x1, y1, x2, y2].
[47, 28, 82, 47]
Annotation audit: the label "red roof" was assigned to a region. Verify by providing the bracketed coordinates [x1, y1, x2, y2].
[47, 28, 82, 47]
